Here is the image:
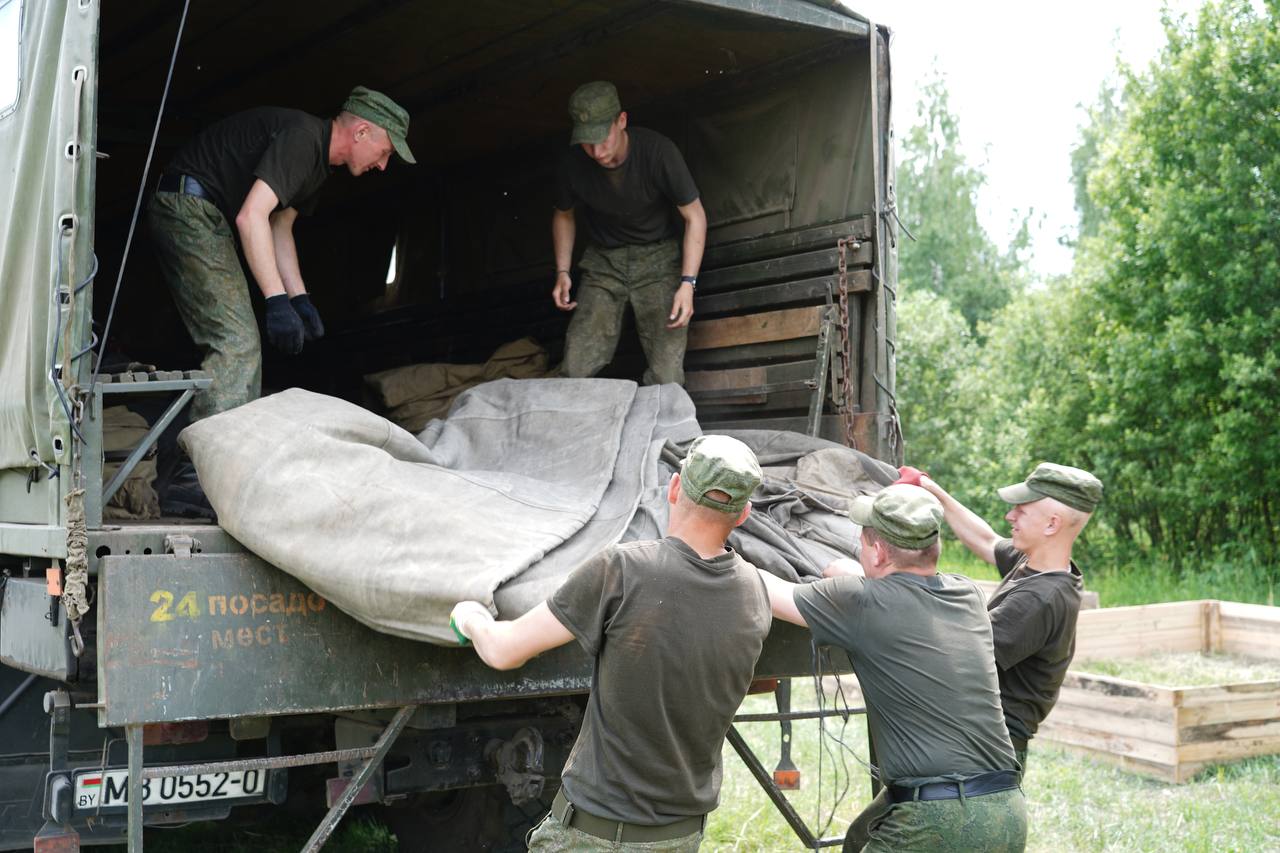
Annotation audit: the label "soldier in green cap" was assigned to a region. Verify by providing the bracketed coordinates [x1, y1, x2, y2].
[450, 435, 770, 851]
[147, 86, 414, 515]
[758, 484, 1027, 852]
[551, 80, 707, 386]
[910, 462, 1102, 770]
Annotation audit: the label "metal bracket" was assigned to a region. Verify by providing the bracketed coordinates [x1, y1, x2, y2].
[99, 373, 211, 508]
[807, 307, 836, 437]
[301, 705, 415, 852]
[163, 534, 199, 558]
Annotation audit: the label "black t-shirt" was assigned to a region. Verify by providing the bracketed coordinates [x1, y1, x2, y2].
[166, 107, 333, 222]
[547, 538, 770, 825]
[554, 127, 700, 249]
[989, 539, 1084, 742]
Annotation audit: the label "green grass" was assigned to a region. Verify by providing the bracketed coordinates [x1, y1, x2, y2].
[937, 541, 1278, 608]
[1078, 651, 1280, 687]
[707, 683, 1280, 853]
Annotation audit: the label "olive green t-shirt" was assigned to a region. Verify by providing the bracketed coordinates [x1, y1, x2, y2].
[548, 537, 771, 825]
[990, 539, 1084, 742]
[793, 572, 1017, 787]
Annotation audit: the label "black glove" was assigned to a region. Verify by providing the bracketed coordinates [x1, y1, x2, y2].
[264, 294, 304, 355]
[290, 293, 325, 341]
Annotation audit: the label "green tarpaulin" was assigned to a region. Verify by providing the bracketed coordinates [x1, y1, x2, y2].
[0, 0, 96, 483]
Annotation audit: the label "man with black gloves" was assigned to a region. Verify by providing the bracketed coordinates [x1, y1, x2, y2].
[148, 86, 414, 514]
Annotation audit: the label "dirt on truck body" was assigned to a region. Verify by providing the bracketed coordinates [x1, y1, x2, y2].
[0, 1, 897, 849]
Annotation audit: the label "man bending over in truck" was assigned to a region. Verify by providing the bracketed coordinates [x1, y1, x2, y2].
[450, 435, 769, 851]
[759, 485, 1027, 853]
[551, 80, 707, 386]
[911, 463, 1102, 772]
[148, 87, 415, 516]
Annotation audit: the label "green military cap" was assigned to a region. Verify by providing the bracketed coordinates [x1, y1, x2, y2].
[567, 81, 622, 145]
[997, 462, 1103, 513]
[849, 484, 943, 550]
[680, 435, 762, 515]
[342, 86, 416, 164]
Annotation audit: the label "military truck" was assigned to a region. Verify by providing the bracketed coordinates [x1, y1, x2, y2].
[0, 0, 898, 848]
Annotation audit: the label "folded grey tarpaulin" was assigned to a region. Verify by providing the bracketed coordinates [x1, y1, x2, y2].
[181, 379, 890, 646]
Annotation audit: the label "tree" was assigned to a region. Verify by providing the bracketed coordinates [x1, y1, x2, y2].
[895, 290, 978, 490]
[1067, 0, 1280, 561]
[895, 75, 1029, 331]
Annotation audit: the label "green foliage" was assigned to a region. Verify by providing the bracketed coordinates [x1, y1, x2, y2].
[1067, 0, 1280, 563]
[900, 3, 1279, 567]
[895, 75, 1030, 330]
[895, 290, 978, 489]
[1069, 83, 1122, 243]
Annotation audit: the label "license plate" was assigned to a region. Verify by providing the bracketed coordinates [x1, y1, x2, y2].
[72, 766, 268, 814]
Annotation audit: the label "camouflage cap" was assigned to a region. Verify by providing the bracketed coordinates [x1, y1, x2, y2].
[567, 81, 622, 145]
[849, 484, 943, 550]
[679, 435, 762, 515]
[997, 462, 1103, 513]
[342, 86, 416, 164]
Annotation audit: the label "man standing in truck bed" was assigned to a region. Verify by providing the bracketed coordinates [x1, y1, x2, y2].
[451, 435, 769, 850]
[148, 87, 414, 514]
[551, 81, 707, 386]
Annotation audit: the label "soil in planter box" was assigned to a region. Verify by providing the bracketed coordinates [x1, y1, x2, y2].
[1079, 652, 1280, 687]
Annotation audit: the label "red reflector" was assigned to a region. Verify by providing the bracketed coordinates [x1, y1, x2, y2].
[747, 678, 779, 694]
[143, 720, 209, 746]
[33, 824, 80, 853]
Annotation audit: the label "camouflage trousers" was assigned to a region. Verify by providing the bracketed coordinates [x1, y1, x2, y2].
[561, 238, 687, 386]
[526, 811, 703, 853]
[844, 787, 1027, 853]
[147, 191, 261, 422]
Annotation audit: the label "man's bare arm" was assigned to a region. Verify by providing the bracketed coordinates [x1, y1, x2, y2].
[919, 475, 1001, 565]
[667, 198, 706, 329]
[269, 206, 306, 297]
[235, 179, 288, 298]
[450, 601, 575, 671]
[756, 569, 808, 628]
[551, 208, 577, 311]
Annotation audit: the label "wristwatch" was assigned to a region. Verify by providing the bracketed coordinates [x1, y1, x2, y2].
[680, 275, 697, 290]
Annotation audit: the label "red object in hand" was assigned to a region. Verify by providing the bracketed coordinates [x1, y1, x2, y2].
[895, 465, 928, 486]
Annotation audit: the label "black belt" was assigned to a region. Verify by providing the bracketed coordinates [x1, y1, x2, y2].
[550, 788, 704, 843]
[887, 769, 1020, 804]
[156, 173, 212, 203]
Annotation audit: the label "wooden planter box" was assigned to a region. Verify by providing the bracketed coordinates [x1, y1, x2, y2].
[1038, 600, 1280, 782]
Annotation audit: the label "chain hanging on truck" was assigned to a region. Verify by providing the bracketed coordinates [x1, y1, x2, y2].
[835, 237, 861, 449]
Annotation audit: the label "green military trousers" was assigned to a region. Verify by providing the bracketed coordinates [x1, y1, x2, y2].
[147, 191, 261, 422]
[561, 238, 687, 386]
[844, 787, 1027, 853]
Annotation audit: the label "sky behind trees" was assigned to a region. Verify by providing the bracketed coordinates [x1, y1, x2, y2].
[850, 0, 1214, 276]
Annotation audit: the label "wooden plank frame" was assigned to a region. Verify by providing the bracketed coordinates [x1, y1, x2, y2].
[1038, 600, 1280, 783]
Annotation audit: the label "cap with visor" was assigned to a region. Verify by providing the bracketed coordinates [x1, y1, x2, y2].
[679, 435, 762, 515]
[997, 462, 1102, 513]
[342, 86, 416, 164]
[567, 81, 622, 145]
[848, 484, 943, 550]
